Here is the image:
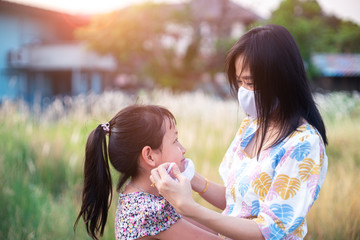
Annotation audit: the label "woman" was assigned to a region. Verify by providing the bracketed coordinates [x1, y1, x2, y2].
[150, 24, 328, 240]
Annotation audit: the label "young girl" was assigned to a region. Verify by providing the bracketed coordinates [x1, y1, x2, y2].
[74, 104, 222, 240]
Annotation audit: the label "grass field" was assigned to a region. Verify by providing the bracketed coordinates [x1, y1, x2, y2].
[0, 89, 359, 240]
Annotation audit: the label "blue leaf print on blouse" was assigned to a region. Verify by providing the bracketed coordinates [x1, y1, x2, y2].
[251, 200, 260, 216]
[270, 204, 294, 224]
[314, 185, 321, 200]
[236, 162, 248, 177]
[238, 183, 249, 197]
[272, 147, 286, 169]
[290, 141, 312, 161]
[238, 175, 250, 197]
[289, 217, 304, 232]
[226, 204, 235, 215]
[270, 141, 285, 156]
[240, 127, 255, 148]
[269, 223, 285, 240]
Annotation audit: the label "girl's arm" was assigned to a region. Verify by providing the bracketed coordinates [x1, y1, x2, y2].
[177, 201, 264, 240]
[138, 218, 223, 240]
[191, 173, 226, 210]
[150, 163, 264, 240]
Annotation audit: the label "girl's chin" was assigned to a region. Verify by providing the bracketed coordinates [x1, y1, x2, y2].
[179, 159, 186, 172]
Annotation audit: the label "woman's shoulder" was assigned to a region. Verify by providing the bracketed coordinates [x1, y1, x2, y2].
[236, 116, 257, 136]
[288, 123, 325, 145]
[278, 123, 327, 164]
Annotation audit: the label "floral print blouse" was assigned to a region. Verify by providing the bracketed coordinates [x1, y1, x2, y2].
[219, 117, 328, 240]
[115, 192, 181, 240]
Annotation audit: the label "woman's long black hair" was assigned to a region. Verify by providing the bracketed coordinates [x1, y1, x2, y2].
[226, 24, 327, 156]
[74, 104, 175, 239]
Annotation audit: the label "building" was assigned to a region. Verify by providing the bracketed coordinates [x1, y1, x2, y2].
[312, 53, 360, 91]
[0, 0, 261, 102]
[0, 0, 116, 103]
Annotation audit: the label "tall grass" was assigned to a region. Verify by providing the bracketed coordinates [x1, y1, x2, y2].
[0, 90, 359, 239]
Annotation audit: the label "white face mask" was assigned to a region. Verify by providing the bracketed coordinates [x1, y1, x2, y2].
[238, 87, 258, 118]
[167, 158, 195, 181]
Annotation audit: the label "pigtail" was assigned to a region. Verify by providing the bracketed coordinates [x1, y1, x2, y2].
[74, 124, 113, 239]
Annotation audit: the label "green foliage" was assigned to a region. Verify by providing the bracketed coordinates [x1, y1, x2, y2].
[76, 3, 168, 65]
[75, 1, 258, 90]
[267, 0, 360, 79]
[1, 90, 360, 239]
[76, 2, 188, 89]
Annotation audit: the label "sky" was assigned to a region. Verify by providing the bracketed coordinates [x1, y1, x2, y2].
[8, 0, 360, 25]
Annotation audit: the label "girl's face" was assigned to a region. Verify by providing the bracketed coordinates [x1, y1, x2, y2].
[235, 56, 254, 91]
[155, 118, 186, 172]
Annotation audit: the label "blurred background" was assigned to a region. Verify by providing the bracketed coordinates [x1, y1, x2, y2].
[0, 0, 359, 239]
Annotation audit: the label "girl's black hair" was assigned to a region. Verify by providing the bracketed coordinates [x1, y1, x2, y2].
[225, 24, 327, 156]
[74, 104, 175, 239]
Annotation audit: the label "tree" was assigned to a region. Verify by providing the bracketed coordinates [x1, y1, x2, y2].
[76, 2, 202, 90]
[267, 0, 360, 78]
[75, 0, 259, 91]
[76, 3, 171, 75]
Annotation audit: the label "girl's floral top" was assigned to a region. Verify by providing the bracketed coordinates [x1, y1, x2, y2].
[115, 192, 181, 240]
[219, 117, 328, 240]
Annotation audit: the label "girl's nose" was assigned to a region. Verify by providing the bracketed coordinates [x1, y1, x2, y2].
[180, 144, 186, 154]
[178, 144, 186, 154]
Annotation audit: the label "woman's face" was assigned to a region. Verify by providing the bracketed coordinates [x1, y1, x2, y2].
[235, 56, 254, 91]
[155, 118, 186, 172]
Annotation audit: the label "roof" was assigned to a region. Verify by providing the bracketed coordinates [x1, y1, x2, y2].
[0, 0, 90, 27]
[312, 53, 360, 77]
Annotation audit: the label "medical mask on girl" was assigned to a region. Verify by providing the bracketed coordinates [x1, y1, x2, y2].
[238, 87, 258, 118]
[167, 158, 195, 181]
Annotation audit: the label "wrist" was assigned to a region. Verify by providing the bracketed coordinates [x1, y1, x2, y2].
[178, 200, 200, 217]
[191, 173, 209, 194]
[191, 172, 205, 192]
[197, 178, 209, 194]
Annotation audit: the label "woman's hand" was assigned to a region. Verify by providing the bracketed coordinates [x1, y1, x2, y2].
[150, 163, 197, 216]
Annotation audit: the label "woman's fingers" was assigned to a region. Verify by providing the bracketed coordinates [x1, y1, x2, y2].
[150, 163, 197, 216]
[150, 163, 173, 189]
[169, 164, 187, 182]
[149, 175, 156, 187]
[157, 163, 175, 181]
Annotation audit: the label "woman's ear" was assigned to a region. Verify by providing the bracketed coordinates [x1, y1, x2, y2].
[141, 146, 156, 167]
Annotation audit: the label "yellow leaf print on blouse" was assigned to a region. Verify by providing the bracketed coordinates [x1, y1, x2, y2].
[320, 152, 324, 167]
[231, 184, 236, 202]
[255, 215, 266, 225]
[252, 172, 271, 200]
[289, 125, 307, 138]
[299, 158, 320, 181]
[273, 174, 301, 200]
[237, 118, 250, 136]
[299, 135, 309, 142]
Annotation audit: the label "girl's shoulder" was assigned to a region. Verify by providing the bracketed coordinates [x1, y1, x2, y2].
[115, 192, 181, 239]
[118, 191, 177, 216]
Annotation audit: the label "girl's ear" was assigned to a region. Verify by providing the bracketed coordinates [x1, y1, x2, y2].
[141, 146, 156, 167]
